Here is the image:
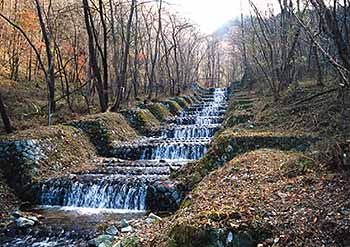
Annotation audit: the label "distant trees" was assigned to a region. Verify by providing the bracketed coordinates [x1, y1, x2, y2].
[310, 0, 350, 87]
[4, 0, 347, 130]
[0, 0, 206, 127]
[218, 0, 350, 100]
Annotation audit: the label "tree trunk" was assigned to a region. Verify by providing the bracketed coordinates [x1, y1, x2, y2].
[35, 0, 56, 118]
[110, 0, 136, 111]
[82, 0, 108, 112]
[98, 0, 109, 106]
[148, 0, 162, 100]
[0, 94, 12, 133]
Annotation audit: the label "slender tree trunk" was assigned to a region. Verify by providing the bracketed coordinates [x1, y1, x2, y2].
[109, 0, 120, 101]
[0, 94, 12, 133]
[148, 0, 162, 100]
[82, 0, 107, 112]
[132, 4, 139, 99]
[313, 45, 324, 86]
[98, 0, 109, 106]
[110, 0, 136, 111]
[35, 0, 55, 126]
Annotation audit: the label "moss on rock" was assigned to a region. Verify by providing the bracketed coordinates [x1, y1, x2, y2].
[223, 112, 253, 128]
[161, 100, 183, 115]
[168, 224, 255, 247]
[121, 108, 161, 136]
[67, 112, 138, 155]
[172, 97, 190, 110]
[146, 103, 173, 122]
[176, 129, 318, 191]
[181, 96, 194, 105]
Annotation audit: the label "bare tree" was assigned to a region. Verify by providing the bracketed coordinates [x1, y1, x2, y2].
[0, 93, 12, 133]
[82, 0, 108, 112]
[111, 0, 136, 111]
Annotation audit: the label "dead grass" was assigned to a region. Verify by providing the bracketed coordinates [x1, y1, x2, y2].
[140, 81, 350, 246]
[2, 125, 97, 181]
[0, 169, 19, 216]
[148, 149, 350, 246]
[255, 84, 350, 139]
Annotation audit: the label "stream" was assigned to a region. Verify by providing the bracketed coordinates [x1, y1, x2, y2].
[0, 87, 228, 246]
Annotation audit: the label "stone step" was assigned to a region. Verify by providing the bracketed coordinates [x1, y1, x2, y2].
[111, 138, 210, 160]
[40, 175, 182, 211]
[167, 116, 224, 125]
[75, 159, 186, 176]
[187, 105, 228, 112]
[163, 124, 221, 130]
[161, 124, 221, 139]
[94, 158, 187, 167]
[181, 109, 226, 117]
[76, 167, 172, 176]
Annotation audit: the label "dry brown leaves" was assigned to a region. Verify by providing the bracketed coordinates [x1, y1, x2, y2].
[144, 149, 350, 246]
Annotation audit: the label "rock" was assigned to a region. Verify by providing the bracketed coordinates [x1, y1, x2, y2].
[16, 217, 35, 228]
[121, 226, 133, 233]
[145, 213, 162, 225]
[148, 213, 162, 221]
[98, 241, 112, 247]
[145, 218, 155, 225]
[89, 234, 115, 247]
[12, 211, 22, 219]
[27, 216, 39, 223]
[111, 242, 122, 247]
[234, 231, 254, 247]
[172, 191, 181, 203]
[120, 219, 129, 228]
[105, 225, 118, 236]
[226, 231, 234, 244]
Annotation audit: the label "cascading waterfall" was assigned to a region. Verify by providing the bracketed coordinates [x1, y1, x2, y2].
[140, 142, 209, 160]
[41, 177, 148, 210]
[39, 88, 228, 211]
[163, 124, 220, 139]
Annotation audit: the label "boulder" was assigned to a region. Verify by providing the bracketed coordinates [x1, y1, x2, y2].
[146, 213, 162, 224]
[88, 234, 115, 247]
[27, 216, 39, 223]
[105, 225, 119, 236]
[149, 213, 162, 220]
[121, 226, 133, 233]
[15, 217, 35, 228]
[120, 219, 129, 228]
[11, 211, 22, 219]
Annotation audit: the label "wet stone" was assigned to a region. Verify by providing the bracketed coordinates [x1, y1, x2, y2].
[89, 234, 115, 247]
[105, 225, 119, 236]
[120, 219, 129, 228]
[15, 217, 36, 228]
[120, 226, 133, 233]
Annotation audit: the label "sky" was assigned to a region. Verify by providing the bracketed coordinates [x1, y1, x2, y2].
[171, 0, 277, 34]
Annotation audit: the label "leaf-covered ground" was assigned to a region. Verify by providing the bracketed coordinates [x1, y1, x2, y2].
[126, 84, 350, 246]
[0, 169, 19, 219]
[132, 149, 349, 246]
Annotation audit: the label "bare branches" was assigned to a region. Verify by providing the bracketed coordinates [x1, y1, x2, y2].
[291, 8, 350, 87]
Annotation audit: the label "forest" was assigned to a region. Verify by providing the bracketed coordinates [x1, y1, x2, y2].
[0, 0, 349, 246]
[0, 0, 349, 129]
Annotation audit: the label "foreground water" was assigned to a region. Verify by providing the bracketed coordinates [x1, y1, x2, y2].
[1, 206, 145, 246]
